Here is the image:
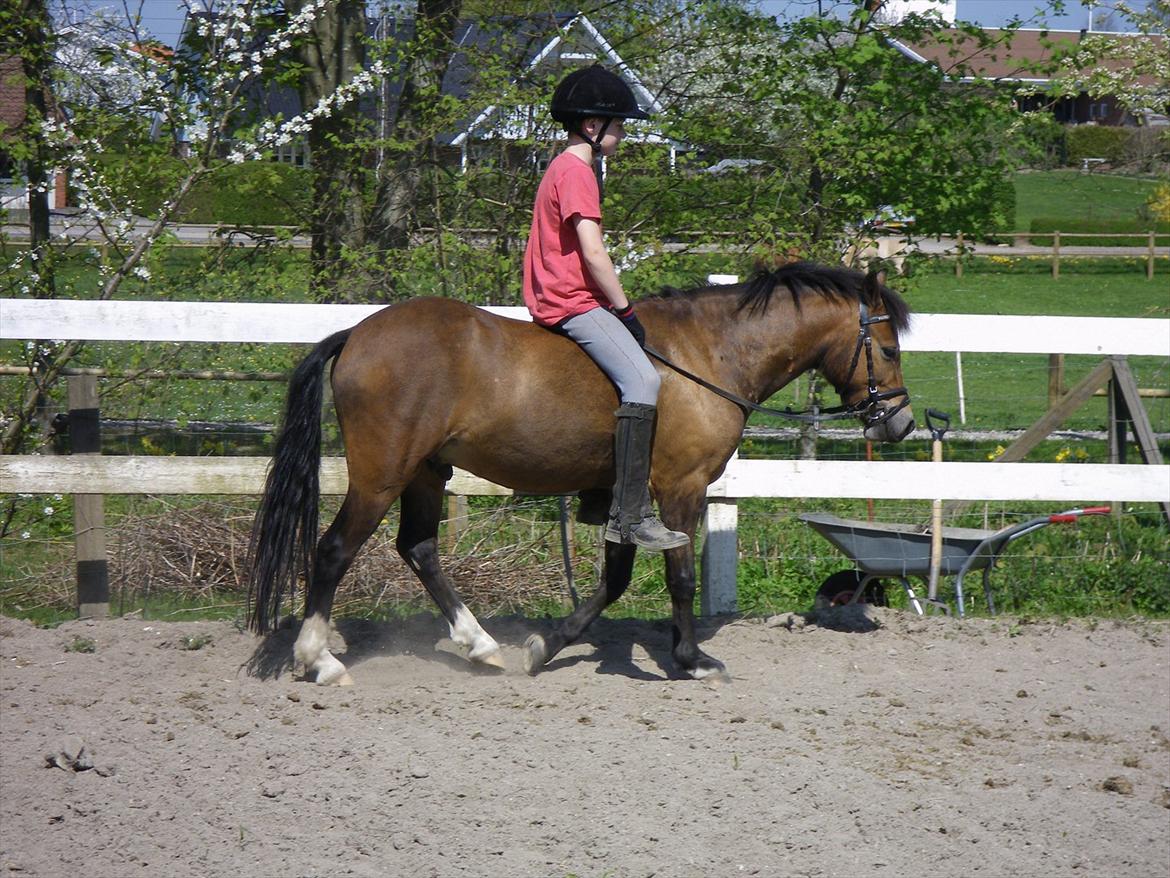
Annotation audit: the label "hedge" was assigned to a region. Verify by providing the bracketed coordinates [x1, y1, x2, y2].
[1065, 126, 1133, 166]
[87, 154, 311, 226]
[183, 161, 311, 226]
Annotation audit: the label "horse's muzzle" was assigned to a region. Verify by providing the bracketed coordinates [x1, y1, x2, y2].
[864, 405, 915, 442]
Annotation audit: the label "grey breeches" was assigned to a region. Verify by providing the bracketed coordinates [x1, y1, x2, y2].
[559, 307, 661, 406]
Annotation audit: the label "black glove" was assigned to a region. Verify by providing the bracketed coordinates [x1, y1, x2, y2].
[614, 304, 646, 348]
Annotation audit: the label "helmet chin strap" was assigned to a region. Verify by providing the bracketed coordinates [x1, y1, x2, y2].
[575, 116, 613, 154]
[578, 117, 613, 197]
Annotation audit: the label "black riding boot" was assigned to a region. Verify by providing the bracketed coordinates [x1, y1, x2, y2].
[605, 403, 690, 551]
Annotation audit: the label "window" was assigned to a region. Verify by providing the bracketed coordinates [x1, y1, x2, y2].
[273, 139, 310, 168]
[0, 150, 19, 183]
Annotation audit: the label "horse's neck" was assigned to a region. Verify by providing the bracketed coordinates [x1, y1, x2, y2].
[703, 294, 844, 404]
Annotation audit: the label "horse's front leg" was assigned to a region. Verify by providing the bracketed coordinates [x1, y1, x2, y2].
[523, 540, 636, 674]
[661, 493, 729, 681]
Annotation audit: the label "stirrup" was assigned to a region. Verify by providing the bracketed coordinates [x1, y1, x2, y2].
[605, 514, 689, 551]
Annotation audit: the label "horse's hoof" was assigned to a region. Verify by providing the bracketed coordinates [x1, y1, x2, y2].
[314, 653, 353, 686]
[473, 649, 506, 670]
[689, 659, 731, 685]
[522, 634, 547, 676]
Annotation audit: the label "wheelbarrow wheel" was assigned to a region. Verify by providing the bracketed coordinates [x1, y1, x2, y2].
[813, 570, 887, 611]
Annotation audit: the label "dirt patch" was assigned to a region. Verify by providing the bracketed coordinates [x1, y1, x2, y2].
[2, 608, 1168, 877]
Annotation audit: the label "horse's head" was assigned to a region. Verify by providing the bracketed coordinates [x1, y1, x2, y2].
[821, 272, 914, 442]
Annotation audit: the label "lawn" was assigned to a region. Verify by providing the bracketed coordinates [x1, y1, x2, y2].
[901, 257, 1168, 318]
[1012, 169, 1162, 230]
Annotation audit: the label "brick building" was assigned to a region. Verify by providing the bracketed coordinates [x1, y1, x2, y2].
[1, 54, 67, 213]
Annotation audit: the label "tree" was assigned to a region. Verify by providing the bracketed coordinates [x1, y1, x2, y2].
[283, 0, 370, 295]
[2, 0, 72, 302]
[1038, 0, 1169, 118]
[637, 0, 1023, 261]
[0, 0, 387, 456]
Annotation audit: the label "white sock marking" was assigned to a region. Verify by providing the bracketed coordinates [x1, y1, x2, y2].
[449, 604, 500, 662]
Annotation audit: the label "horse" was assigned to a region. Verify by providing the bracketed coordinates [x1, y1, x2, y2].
[247, 261, 914, 685]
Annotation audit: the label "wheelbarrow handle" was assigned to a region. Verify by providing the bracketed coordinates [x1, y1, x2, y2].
[925, 408, 950, 442]
[1048, 506, 1112, 523]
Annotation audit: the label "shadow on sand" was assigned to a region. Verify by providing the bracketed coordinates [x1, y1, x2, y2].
[242, 612, 738, 683]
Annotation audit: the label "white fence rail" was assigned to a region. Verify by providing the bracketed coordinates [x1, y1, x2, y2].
[3, 298, 1169, 354]
[2, 455, 1163, 503]
[2, 299, 1168, 614]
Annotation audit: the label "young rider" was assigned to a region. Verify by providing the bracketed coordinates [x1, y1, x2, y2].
[522, 65, 688, 552]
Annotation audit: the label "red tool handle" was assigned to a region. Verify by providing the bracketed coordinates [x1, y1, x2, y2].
[1048, 506, 1111, 523]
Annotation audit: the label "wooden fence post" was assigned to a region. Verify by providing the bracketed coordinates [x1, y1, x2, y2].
[1052, 230, 1061, 280]
[67, 375, 108, 618]
[1149, 231, 1156, 281]
[444, 494, 468, 554]
[1048, 354, 1065, 408]
[954, 231, 964, 277]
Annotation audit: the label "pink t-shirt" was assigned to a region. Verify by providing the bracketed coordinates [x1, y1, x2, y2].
[522, 151, 605, 326]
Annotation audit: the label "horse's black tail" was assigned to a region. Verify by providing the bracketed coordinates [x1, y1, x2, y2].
[247, 329, 351, 633]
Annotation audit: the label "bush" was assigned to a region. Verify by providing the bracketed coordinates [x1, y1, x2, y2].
[1065, 125, 1133, 166]
[1029, 215, 1170, 246]
[1147, 182, 1170, 224]
[88, 152, 188, 216]
[1015, 113, 1067, 169]
[989, 174, 1017, 233]
[83, 154, 311, 226]
[1124, 127, 1170, 173]
[183, 161, 311, 226]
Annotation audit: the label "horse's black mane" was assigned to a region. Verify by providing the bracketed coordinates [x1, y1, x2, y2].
[654, 261, 912, 332]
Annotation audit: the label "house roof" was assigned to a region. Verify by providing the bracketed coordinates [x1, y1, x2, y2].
[889, 27, 1166, 86]
[443, 11, 665, 147]
[217, 11, 670, 149]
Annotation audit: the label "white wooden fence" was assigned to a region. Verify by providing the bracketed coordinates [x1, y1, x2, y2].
[2, 298, 1168, 613]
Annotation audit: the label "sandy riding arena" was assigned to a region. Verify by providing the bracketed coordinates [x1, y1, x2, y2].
[2, 608, 1168, 877]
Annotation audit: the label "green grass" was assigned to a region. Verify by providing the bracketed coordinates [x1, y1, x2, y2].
[890, 259, 1170, 433]
[902, 257, 1169, 318]
[1012, 170, 1162, 230]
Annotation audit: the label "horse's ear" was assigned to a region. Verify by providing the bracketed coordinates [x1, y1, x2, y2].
[863, 267, 886, 303]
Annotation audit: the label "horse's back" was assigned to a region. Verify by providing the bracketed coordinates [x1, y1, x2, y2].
[329, 298, 621, 492]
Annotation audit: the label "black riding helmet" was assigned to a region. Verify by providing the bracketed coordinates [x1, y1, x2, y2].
[550, 65, 649, 153]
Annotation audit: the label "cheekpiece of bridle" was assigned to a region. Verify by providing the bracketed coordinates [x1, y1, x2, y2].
[843, 302, 911, 428]
[643, 301, 910, 429]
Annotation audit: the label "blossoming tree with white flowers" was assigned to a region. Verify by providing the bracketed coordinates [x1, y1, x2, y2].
[1, 0, 389, 456]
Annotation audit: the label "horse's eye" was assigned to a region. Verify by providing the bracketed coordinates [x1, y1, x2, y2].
[880, 346, 898, 361]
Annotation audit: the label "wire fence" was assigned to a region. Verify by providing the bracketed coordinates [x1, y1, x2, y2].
[3, 489, 1166, 622]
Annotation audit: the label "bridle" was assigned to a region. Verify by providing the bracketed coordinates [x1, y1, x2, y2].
[642, 301, 910, 429]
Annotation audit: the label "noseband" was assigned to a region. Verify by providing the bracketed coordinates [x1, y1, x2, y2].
[844, 302, 911, 428]
[643, 301, 910, 429]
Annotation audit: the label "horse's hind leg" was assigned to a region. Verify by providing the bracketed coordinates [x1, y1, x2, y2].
[397, 463, 503, 668]
[295, 488, 393, 686]
[523, 541, 637, 674]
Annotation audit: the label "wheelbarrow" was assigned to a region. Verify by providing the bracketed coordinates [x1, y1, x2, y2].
[799, 506, 1112, 617]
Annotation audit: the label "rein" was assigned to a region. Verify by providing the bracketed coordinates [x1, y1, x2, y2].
[643, 301, 910, 428]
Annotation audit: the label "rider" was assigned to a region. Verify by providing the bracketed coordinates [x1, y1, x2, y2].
[522, 64, 688, 552]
